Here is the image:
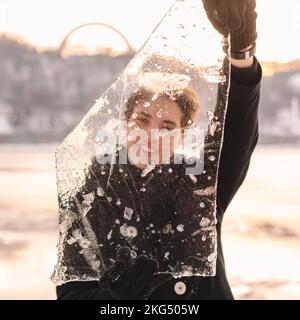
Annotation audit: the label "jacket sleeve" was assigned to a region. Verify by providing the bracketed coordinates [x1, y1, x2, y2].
[56, 281, 112, 300]
[216, 56, 262, 216]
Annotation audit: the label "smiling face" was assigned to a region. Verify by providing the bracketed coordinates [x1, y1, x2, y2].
[124, 86, 200, 169]
[126, 95, 183, 169]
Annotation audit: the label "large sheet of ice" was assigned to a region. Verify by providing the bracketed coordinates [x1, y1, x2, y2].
[51, 0, 230, 286]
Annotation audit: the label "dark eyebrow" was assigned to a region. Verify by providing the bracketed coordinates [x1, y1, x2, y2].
[136, 111, 177, 127]
[162, 119, 177, 127]
[136, 111, 151, 118]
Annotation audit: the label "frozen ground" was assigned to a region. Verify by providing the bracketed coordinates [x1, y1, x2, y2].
[0, 143, 299, 299]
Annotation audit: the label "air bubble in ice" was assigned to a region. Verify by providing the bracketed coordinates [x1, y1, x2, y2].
[127, 121, 136, 128]
[200, 202, 205, 208]
[141, 162, 156, 177]
[124, 207, 134, 220]
[209, 121, 219, 136]
[131, 250, 137, 258]
[120, 224, 127, 237]
[82, 191, 95, 216]
[140, 187, 146, 192]
[107, 229, 112, 240]
[207, 252, 216, 262]
[66, 237, 76, 245]
[127, 226, 138, 238]
[162, 224, 173, 234]
[102, 95, 109, 106]
[193, 186, 215, 196]
[176, 224, 184, 232]
[189, 174, 197, 183]
[164, 252, 170, 259]
[156, 108, 163, 118]
[143, 101, 151, 107]
[200, 217, 211, 228]
[207, 111, 214, 121]
[191, 229, 201, 237]
[151, 94, 159, 101]
[120, 224, 138, 238]
[208, 155, 215, 161]
[72, 230, 91, 249]
[79, 237, 91, 249]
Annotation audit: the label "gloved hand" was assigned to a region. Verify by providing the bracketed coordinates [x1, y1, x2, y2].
[202, 0, 257, 52]
[98, 246, 173, 300]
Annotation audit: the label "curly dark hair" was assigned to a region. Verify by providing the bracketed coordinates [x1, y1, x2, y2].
[124, 86, 200, 128]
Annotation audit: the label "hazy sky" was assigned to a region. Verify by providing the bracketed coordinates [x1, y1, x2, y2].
[0, 0, 300, 62]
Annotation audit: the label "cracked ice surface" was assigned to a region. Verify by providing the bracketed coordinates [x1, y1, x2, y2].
[51, 0, 230, 286]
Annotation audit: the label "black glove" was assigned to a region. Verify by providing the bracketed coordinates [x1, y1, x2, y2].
[98, 246, 173, 300]
[202, 0, 257, 52]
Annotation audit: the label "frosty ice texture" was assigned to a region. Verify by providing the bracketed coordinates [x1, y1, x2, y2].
[51, 0, 230, 286]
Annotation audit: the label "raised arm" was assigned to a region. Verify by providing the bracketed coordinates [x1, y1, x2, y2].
[202, 0, 261, 214]
[217, 55, 262, 215]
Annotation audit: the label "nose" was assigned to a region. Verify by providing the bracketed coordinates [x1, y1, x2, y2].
[147, 128, 162, 153]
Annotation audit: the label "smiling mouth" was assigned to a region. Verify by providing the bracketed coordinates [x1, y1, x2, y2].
[140, 144, 158, 154]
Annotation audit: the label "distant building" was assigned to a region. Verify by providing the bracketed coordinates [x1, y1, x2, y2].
[0, 101, 13, 134]
[276, 96, 300, 137]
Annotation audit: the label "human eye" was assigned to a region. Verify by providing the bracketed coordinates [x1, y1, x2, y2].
[137, 118, 149, 123]
[136, 117, 149, 126]
[161, 123, 175, 131]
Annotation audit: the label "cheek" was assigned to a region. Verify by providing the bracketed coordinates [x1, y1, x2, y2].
[126, 127, 133, 144]
[175, 132, 183, 145]
[156, 132, 181, 153]
[127, 127, 149, 148]
[126, 128, 138, 150]
[170, 133, 183, 153]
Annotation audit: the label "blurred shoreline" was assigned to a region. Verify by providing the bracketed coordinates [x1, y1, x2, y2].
[0, 143, 300, 299]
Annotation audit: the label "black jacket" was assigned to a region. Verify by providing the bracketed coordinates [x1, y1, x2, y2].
[55, 57, 262, 300]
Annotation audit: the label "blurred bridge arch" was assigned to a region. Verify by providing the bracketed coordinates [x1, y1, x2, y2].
[58, 22, 135, 56]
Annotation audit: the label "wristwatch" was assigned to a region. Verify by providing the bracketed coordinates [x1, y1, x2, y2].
[231, 42, 256, 60]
